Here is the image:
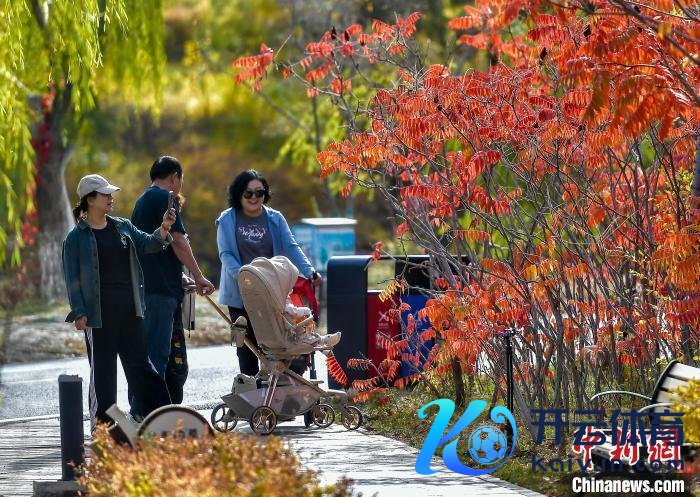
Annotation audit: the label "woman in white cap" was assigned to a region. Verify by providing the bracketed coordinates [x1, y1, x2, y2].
[62, 174, 175, 428]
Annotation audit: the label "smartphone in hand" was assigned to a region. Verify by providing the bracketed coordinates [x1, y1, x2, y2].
[168, 191, 176, 211]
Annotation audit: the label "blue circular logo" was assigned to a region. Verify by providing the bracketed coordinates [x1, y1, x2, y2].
[467, 424, 508, 465]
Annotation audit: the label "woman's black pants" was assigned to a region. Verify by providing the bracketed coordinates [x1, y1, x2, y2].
[85, 293, 171, 428]
[228, 306, 260, 376]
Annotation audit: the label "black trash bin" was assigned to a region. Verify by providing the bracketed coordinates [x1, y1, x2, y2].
[327, 256, 372, 389]
[327, 254, 471, 389]
[327, 255, 438, 389]
[394, 255, 432, 290]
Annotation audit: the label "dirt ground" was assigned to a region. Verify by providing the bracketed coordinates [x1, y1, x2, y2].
[1, 296, 232, 364]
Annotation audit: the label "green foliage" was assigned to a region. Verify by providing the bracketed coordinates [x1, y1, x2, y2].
[277, 99, 344, 175]
[67, 0, 424, 277]
[0, 1, 41, 264]
[0, 0, 165, 267]
[99, 0, 166, 113]
[7, 0, 468, 284]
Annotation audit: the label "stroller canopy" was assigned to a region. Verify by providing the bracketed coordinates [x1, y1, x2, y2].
[243, 256, 299, 312]
[238, 256, 311, 353]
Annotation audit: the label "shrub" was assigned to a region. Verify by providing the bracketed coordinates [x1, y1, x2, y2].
[672, 378, 700, 477]
[79, 424, 355, 497]
[673, 378, 700, 444]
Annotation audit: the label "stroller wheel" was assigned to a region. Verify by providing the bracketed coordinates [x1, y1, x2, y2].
[310, 403, 335, 428]
[340, 405, 363, 431]
[250, 406, 277, 435]
[211, 403, 238, 432]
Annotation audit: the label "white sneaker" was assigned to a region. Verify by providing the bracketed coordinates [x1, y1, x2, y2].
[297, 333, 320, 346]
[316, 332, 341, 348]
[294, 332, 340, 348]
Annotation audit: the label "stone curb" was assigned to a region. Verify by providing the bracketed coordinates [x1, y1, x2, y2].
[33, 480, 84, 497]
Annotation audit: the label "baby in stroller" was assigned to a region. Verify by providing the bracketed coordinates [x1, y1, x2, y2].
[283, 297, 340, 348]
[228, 260, 341, 350]
[211, 256, 361, 435]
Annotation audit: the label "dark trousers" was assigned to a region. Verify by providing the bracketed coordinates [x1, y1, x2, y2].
[131, 297, 189, 406]
[165, 304, 188, 404]
[85, 293, 171, 428]
[228, 306, 259, 376]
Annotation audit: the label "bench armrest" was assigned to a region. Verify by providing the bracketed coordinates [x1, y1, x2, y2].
[590, 390, 652, 403]
[637, 402, 672, 414]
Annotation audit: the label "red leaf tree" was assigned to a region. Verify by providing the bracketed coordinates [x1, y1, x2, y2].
[233, 2, 699, 432]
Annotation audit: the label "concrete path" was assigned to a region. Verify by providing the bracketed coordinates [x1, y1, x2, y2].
[273, 418, 544, 497]
[0, 412, 543, 497]
[0, 417, 75, 497]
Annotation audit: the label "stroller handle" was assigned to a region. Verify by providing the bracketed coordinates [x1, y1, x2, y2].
[203, 293, 233, 324]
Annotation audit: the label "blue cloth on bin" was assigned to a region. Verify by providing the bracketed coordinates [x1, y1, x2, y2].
[400, 294, 434, 378]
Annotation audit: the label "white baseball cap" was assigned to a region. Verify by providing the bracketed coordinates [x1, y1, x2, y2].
[76, 174, 120, 199]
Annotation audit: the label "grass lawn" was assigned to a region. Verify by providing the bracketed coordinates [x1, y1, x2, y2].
[360, 386, 698, 497]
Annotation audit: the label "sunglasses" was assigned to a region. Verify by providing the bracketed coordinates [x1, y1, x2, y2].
[242, 189, 266, 199]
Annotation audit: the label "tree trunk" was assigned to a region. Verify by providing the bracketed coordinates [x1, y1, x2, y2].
[37, 87, 74, 303]
[451, 357, 465, 408]
[0, 309, 10, 367]
[514, 380, 537, 441]
[683, 134, 699, 366]
[681, 324, 696, 366]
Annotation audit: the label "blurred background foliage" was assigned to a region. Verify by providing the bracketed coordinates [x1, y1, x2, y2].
[57, 0, 465, 284]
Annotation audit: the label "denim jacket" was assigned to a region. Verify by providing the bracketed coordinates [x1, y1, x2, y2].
[62, 216, 172, 328]
[216, 206, 313, 308]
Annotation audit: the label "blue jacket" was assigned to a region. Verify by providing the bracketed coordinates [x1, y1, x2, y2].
[62, 216, 172, 328]
[216, 206, 314, 308]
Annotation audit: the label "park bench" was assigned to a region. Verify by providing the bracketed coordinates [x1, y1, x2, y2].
[587, 360, 700, 471]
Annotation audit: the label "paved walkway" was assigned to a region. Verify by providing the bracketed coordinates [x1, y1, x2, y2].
[278, 419, 544, 497]
[0, 416, 78, 497]
[0, 412, 542, 497]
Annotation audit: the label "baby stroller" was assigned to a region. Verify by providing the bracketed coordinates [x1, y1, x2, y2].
[209, 256, 362, 435]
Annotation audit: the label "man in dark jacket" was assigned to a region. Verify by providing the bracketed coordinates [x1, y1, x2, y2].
[131, 156, 215, 403]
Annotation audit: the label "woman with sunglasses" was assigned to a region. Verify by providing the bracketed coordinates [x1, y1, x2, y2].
[62, 174, 174, 429]
[216, 169, 320, 376]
